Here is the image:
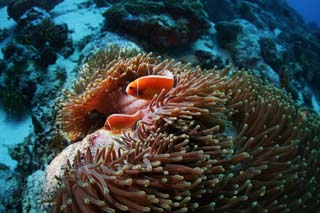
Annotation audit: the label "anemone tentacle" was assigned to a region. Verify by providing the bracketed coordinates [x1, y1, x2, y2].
[54, 49, 320, 212]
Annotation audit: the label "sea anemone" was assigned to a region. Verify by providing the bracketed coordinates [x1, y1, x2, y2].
[53, 49, 320, 212]
[57, 46, 153, 141]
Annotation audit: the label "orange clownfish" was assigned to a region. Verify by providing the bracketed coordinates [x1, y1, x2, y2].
[126, 75, 174, 100]
[104, 110, 142, 134]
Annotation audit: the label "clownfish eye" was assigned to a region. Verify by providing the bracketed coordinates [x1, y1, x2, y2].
[129, 86, 135, 90]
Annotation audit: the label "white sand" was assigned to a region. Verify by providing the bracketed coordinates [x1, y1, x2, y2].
[0, 108, 33, 170]
[52, 0, 108, 42]
[0, 6, 16, 59]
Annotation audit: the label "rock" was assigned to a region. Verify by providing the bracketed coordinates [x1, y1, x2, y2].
[0, 28, 8, 43]
[206, 0, 267, 28]
[18, 6, 51, 27]
[215, 21, 243, 44]
[0, 60, 5, 75]
[215, 19, 262, 69]
[259, 37, 286, 70]
[7, 0, 63, 22]
[103, 0, 210, 48]
[0, 164, 23, 211]
[204, 0, 238, 22]
[94, 0, 110, 7]
[302, 86, 313, 106]
[205, 0, 306, 31]
[10, 7, 73, 68]
[188, 32, 224, 69]
[288, 32, 320, 90]
[209, 0, 320, 105]
[2, 43, 36, 62]
[80, 31, 141, 62]
[255, 62, 280, 85]
[31, 115, 43, 134]
[312, 29, 320, 42]
[177, 53, 200, 67]
[195, 49, 225, 69]
[279, 62, 304, 97]
[22, 170, 45, 212]
[16, 8, 71, 52]
[0, 0, 11, 7]
[60, 41, 74, 58]
[37, 46, 58, 67]
[0, 43, 38, 117]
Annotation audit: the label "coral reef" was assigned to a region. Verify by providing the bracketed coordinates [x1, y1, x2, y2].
[0, 164, 23, 210]
[0, 44, 37, 117]
[0, 0, 319, 212]
[0, 28, 8, 42]
[0, 44, 66, 118]
[216, 20, 261, 64]
[50, 50, 320, 212]
[288, 32, 320, 92]
[7, 0, 63, 22]
[206, 0, 320, 104]
[0, 0, 11, 7]
[94, 0, 110, 8]
[103, 0, 210, 48]
[204, 0, 306, 31]
[22, 170, 45, 212]
[16, 7, 73, 64]
[79, 32, 141, 64]
[0, 7, 72, 117]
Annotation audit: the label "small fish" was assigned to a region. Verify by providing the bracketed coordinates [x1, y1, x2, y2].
[104, 110, 142, 134]
[126, 75, 174, 100]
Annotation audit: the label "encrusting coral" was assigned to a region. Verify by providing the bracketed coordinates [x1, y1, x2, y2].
[53, 47, 320, 212]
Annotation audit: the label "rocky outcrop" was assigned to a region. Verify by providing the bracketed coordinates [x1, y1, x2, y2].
[103, 0, 210, 48]
[210, 0, 320, 103]
[7, 0, 63, 22]
[0, 165, 23, 211]
[16, 7, 72, 58]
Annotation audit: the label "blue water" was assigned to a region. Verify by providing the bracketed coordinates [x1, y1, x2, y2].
[287, 0, 320, 26]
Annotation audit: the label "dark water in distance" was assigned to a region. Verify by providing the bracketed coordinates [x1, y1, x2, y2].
[287, 0, 320, 26]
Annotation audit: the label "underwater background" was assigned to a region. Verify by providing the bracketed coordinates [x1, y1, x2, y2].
[287, 0, 320, 26]
[0, 0, 319, 212]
